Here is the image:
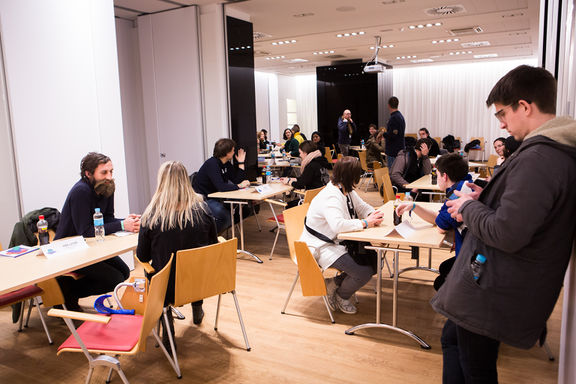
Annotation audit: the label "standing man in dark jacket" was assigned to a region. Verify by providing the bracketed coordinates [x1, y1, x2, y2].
[337, 109, 356, 156]
[432, 65, 576, 383]
[384, 96, 406, 168]
[55, 152, 140, 310]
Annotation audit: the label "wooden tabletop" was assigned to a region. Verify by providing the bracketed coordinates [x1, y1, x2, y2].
[258, 160, 293, 167]
[208, 182, 293, 201]
[405, 174, 444, 191]
[429, 157, 486, 168]
[338, 201, 446, 248]
[0, 234, 138, 295]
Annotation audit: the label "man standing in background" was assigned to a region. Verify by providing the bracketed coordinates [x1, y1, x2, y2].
[337, 109, 355, 156]
[384, 96, 406, 168]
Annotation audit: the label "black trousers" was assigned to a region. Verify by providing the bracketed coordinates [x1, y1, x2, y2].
[57, 256, 130, 304]
[441, 319, 500, 384]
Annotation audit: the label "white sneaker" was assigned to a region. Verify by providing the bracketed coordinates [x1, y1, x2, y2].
[324, 278, 338, 311]
[335, 293, 357, 314]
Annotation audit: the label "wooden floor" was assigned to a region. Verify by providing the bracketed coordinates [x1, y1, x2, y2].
[0, 188, 562, 383]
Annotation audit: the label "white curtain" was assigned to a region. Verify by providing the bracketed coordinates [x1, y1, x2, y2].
[295, 74, 318, 138]
[393, 58, 537, 155]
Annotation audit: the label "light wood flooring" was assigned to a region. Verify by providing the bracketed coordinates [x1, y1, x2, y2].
[0, 188, 562, 383]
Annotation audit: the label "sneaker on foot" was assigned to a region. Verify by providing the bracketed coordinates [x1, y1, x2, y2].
[335, 293, 357, 314]
[324, 278, 338, 311]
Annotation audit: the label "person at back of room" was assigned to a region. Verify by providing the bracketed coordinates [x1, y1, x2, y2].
[257, 130, 269, 152]
[55, 152, 140, 311]
[390, 138, 432, 196]
[383, 96, 406, 168]
[311, 131, 326, 156]
[282, 128, 300, 157]
[138, 161, 218, 351]
[337, 109, 355, 156]
[292, 124, 307, 143]
[281, 140, 330, 208]
[300, 157, 384, 315]
[419, 127, 441, 157]
[365, 124, 385, 166]
[193, 138, 250, 233]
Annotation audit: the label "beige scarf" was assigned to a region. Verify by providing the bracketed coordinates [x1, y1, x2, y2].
[300, 149, 322, 172]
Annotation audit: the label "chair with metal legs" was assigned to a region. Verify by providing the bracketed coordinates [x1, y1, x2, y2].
[48, 256, 176, 383]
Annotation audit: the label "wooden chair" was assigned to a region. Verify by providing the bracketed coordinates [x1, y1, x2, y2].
[160, 238, 250, 376]
[373, 167, 389, 201]
[358, 150, 374, 191]
[380, 169, 398, 203]
[281, 204, 335, 323]
[324, 146, 334, 164]
[469, 136, 486, 161]
[405, 133, 418, 139]
[266, 186, 324, 260]
[48, 255, 176, 383]
[486, 154, 499, 176]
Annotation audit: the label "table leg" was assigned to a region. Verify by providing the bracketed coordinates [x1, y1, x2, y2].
[224, 200, 263, 264]
[345, 246, 430, 349]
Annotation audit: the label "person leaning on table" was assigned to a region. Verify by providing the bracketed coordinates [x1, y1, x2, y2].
[300, 156, 384, 314]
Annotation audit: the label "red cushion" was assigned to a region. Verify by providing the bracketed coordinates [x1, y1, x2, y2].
[58, 314, 143, 353]
[0, 285, 43, 307]
[267, 214, 284, 223]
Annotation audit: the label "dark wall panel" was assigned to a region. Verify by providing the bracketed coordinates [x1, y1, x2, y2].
[226, 16, 258, 179]
[316, 63, 379, 149]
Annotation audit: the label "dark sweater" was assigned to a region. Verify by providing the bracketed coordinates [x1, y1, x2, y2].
[193, 157, 247, 196]
[384, 110, 406, 156]
[137, 208, 218, 304]
[290, 156, 330, 190]
[284, 138, 300, 157]
[55, 179, 122, 240]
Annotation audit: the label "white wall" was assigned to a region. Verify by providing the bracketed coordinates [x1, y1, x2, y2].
[0, 0, 129, 217]
[115, 19, 149, 214]
[138, 7, 205, 188]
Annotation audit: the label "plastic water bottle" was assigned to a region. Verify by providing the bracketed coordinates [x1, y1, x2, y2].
[265, 166, 272, 182]
[393, 194, 403, 225]
[404, 192, 413, 203]
[271, 151, 276, 165]
[37, 215, 49, 245]
[471, 254, 487, 282]
[94, 208, 105, 242]
[361, 139, 365, 150]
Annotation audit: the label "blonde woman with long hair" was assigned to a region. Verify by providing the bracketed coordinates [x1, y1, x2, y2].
[137, 161, 217, 351]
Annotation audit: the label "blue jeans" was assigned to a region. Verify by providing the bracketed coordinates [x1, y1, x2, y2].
[206, 199, 231, 233]
[387, 155, 396, 169]
[329, 253, 374, 299]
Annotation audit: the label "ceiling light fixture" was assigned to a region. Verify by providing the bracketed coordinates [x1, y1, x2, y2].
[271, 39, 297, 46]
[336, 31, 365, 38]
[461, 41, 490, 48]
[408, 22, 442, 30]
[474, 53, 498, 59]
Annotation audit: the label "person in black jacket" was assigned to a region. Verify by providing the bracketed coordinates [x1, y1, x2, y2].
[138, 161, 218, 350]
[193, 138, 250, 233]
[281, 141, 330, 208]
[311, 131, 326, 156]
[55, 152, 140, 311]
[418, 127, 441, 157]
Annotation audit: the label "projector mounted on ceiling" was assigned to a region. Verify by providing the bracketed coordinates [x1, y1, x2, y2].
[363, 36, 387, 73]
[364, 64, 385, 73]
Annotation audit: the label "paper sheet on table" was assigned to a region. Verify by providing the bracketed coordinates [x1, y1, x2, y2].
[393, 219, 434, 239]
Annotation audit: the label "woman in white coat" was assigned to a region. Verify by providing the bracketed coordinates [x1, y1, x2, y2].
[300, 157, 384, 314]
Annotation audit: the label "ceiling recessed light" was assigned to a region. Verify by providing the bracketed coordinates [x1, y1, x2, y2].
[359, 31, 365, 35]
[435, 22, 442, 26]
[411, 58, 434, 63]
[291, 39, 296, 43]
[461, 41, 491, 48]
[337, 34, 343, 38]
[272, 42, 277, 45]
[389, 44, 394, 47]
[409, 25, 416, 29]
[474, 53, 498, 59]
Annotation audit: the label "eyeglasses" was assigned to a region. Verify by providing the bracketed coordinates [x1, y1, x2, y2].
[494, 103, 517, 123]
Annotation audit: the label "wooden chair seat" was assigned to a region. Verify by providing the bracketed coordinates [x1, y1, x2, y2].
[59, 314, 143, 353]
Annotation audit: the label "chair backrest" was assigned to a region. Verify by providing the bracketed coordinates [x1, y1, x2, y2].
[381, 170, 397, 203]
[173, 238, 238, 307]
[470, 136, 485, 150]
[283, 203, 310, 264]
[373, 161, 382, 170]
[405, 133, 418, 139]
[373, 167, 388, 199]
[138, 254, 173, 350]
[293, 241, 327, 297]
[324, 147, 333, 163]
[486, 154, 499, 176]
[358, 150, 369, 171]
[302, 187, 324, 204]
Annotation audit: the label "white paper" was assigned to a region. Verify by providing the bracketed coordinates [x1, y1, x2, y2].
[114, 231, 132, 237]
[255, 184, 272, 194]
[40, 236, 89, 258]
[394, 219, 434, 239]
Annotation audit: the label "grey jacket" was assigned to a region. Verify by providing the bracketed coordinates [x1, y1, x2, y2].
[430, 116, 576, 349]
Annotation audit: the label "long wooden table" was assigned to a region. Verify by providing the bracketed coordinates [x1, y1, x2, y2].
[338, 201, 445, 348]
[0, 234, 138, 296]
[208, 183, 293, 263]
[405, 174, 444, 192]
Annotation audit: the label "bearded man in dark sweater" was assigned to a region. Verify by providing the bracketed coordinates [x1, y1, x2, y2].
[55, 152, 140, 310]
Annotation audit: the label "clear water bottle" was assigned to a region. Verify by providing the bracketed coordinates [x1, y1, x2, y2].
[271, 151, 276, 165]
[265, 166, 272, 182]
[94, 208, 105, 242]
[37, 215, 49, 245]
[404, 192, 413, 203]
[361, 139, 365, 150]
[471, 254, 487, 282]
